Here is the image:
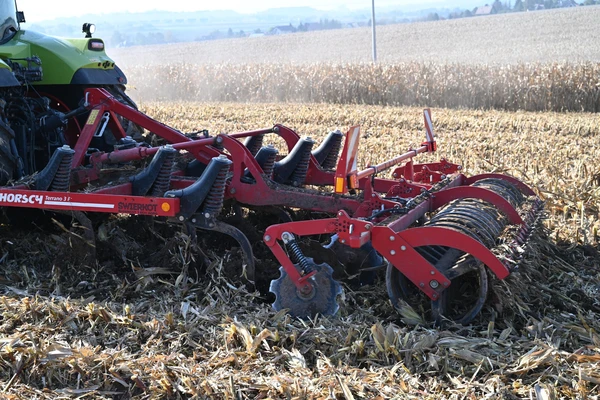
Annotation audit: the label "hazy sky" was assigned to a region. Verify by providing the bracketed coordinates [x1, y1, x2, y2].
[17, 0, 433, 23]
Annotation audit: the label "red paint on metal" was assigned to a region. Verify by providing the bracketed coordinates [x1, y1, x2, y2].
[465, 173, 536, 197]
[431, 186, 524, 225]
[397, 226, 510, 279]
[0, 189, 179, 216]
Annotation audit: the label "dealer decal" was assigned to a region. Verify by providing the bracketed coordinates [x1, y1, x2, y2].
[118, 202, 158, 214]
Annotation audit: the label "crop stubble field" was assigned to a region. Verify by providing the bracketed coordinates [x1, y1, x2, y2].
[1, 5, 600, 400]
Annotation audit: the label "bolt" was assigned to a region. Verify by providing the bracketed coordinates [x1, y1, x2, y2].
[399, 179, 405, 183]
[429, 280, 440, 289]
[209, 223, 215, 228]
[216, 136, 223, 143]
[264, 235, 271, 242]
[401, 246, 406, 251]
[192, 218, 197, 223]
[393, 173, 398, 178]
[432, 293, 438, 299]
[365, 224, 371, 230]
[165, 144, 174, 150]
[178, 216, 185, 221]
[372, 193, 376, 198]
[204, 212, 210, 218]
[430, 270, 435, 275]
[282, 233, 291, 241]
[341, 239, 346, 244]
[457, 165, 462, 170]
[230, 188, 236, 194]
[419, 282, 425, 288]
[441, 175, 446, 179]
[62, 144, 71, 150]
[218, 154, 228, 159]
[390, 250, 396, 255]
[273, 126, 280, 133]
[338, 212, 343, 216]
[389, 236, 395, 241]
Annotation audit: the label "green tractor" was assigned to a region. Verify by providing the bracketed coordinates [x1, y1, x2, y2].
[0, 0, 138, 184]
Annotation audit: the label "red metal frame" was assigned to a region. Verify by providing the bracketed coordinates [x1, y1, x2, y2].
[263, 170, 530, 300]
[2, 87, 446, 220]
[0, 89, 540, 306]
[0, 188, 178, 216]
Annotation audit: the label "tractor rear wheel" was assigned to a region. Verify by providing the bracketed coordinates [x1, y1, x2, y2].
[0, 120, 17, 185]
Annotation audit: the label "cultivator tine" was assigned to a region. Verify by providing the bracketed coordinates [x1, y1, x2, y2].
[243, 144, 278, 181]
[273, 137, 315, 186]
[131, 144, 177, 196]
[29, 146, 97, 259]
[201, 158, 230, 215]
[243, 134, 264, 156]
[207, 221, 256, 286]
[54, 210, 97, 261]
[312, 130, 344, 170]
[165, 155, 232, 219]
[33, 145, 75, 191]
[166, 154, 256, 285]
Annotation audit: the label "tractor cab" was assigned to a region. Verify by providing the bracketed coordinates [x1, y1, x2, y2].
[0, 1, 22, 44]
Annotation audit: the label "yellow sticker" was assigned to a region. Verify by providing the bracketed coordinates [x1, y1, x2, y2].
[161, 202, 171, 212]
[86, 109, 99, 125]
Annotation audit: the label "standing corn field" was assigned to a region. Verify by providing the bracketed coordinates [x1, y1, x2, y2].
[126, 62, 600, 112]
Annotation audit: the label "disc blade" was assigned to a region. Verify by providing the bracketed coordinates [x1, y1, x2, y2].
[270, 260, 343, 318]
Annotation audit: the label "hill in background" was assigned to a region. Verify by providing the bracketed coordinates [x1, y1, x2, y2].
[111, 6, 600, 67]
[26, 1, 483, 45]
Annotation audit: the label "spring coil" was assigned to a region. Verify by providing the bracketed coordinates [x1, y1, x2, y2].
[150, 149, 176, 197]
[261, 145, 277, 178]
[49, 150, 74, 192]
[321, 134, 343, 170]
[244, 134, 264, 156]
[290, 139, 314, 186]
[202, 162, 229, 215]
[287, 239, 313, 275]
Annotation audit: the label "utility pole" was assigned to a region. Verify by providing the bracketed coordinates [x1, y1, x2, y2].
[371, 0, 377, 62]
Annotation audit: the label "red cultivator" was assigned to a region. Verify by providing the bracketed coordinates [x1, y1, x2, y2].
[0, 88, 544, 324]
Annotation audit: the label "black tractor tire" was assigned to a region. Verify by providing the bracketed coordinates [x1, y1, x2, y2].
[0, 120, 17, 185]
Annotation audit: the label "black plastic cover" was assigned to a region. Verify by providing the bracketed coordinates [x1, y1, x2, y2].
[312, 130, 343, 170]
[33, 146, 75, 191]
[131, 145, 177, 196]
[272, 137, 314, 185]
[0, 67, 19, 88]
[165, 156, 232, 219]
[70, 65, 127, 85]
